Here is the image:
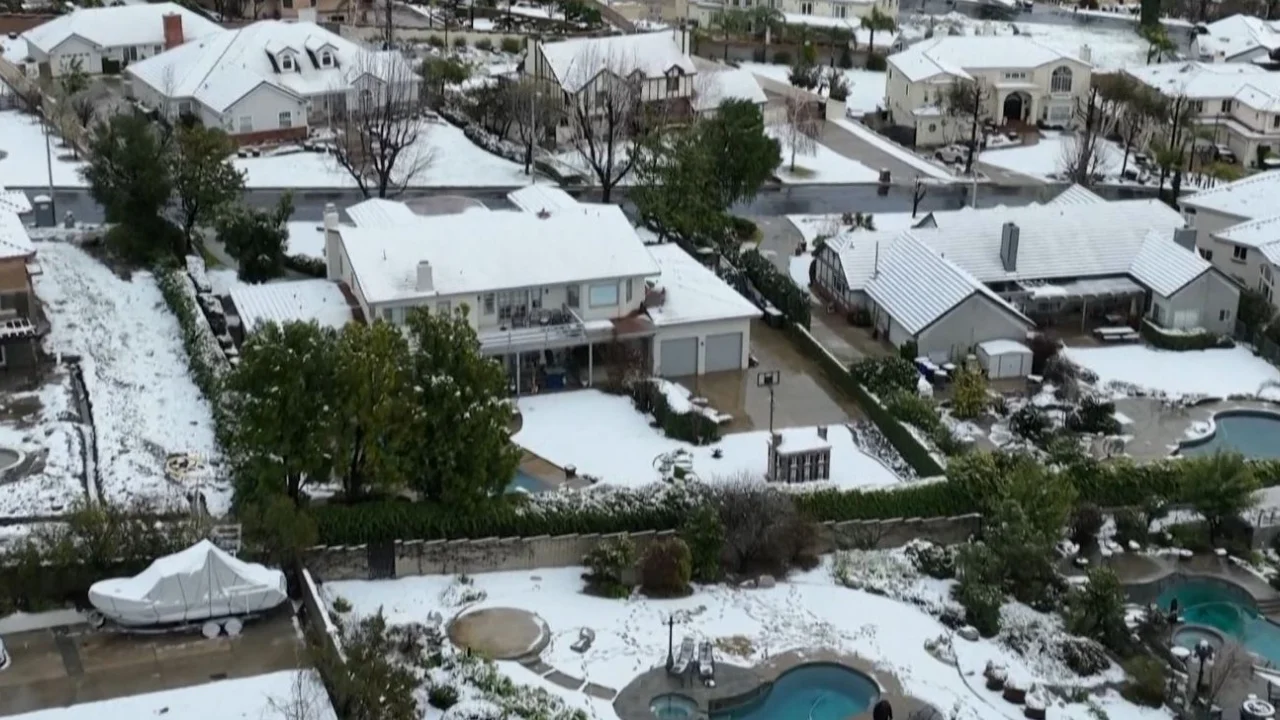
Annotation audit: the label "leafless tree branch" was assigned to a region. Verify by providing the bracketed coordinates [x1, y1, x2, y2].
[330, 52, 432, 198]
[563, 46, 653, 203]
[775, 93, 819, 173]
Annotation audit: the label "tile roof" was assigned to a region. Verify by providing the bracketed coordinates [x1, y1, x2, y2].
[0, 187, 31, 215]
[1213, 214, 1280, 247]
[346, 198, 420, 227]
[539, 31, 696, 92]
[887, 36, 1084, 83]
[644, 244, 760, 326]
[865, 232, 1032, 335]
[1047, 183, 1106, 206]
[1193, 14, 1280, 60]
[1181, 170, 1280, 219]
[22, 3, 222, 52]
[1127, 230, 1212, 297]
[0, 210, 35, 260]
[336, 206, 660, 304]
[229, 278, 353, 332]
[506, 184, 581, 214]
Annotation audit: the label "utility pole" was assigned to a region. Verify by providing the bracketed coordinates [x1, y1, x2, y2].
[757, 370, 781, 480]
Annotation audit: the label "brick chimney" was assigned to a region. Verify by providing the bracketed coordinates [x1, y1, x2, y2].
[162, 13, 185, 50]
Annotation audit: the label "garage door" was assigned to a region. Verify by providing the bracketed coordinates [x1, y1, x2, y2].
[703, 332, 744, 373]
[659, 337, 698, 377]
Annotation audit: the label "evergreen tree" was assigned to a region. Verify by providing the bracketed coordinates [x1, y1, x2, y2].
[170, 124, 244, 253]
[81, 113, 174, 260]
[217, 193, 292, 282]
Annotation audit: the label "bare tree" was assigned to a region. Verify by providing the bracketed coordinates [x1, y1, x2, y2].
[911, 175, 927, 217]
[330, 52, 433, 198]
[1060, 80, 1120, 186]
[775, 93, 819, 173]
[1194, 641, 1253, 707]
[563, 47, 647, 203]
[505, 77, 562, 175]
[941, 78, 993, 176]
[268, 669, 330, 720]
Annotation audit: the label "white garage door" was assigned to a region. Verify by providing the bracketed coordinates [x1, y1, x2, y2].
[703, 332, 743, 373]
[659, 337, 698, 377]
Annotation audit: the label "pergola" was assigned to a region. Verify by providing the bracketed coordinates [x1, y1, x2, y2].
[1017, 277, 1146, 331]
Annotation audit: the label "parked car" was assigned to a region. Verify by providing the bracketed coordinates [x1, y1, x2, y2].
[934, 145, 972, 165]
[1214, 144, 1238, 164]
[0, 636, 8, 669]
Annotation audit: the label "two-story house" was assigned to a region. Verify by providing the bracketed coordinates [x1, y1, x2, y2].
[1126, 62, 1280, 169]
[320, 193, 761, 389]
[1178, 171, 1280, 310]
[1190, 14, 1280, 64]
[885, 36, 1093, 147]
[21, 3, 222, 77]
[0, 210, 48, 370]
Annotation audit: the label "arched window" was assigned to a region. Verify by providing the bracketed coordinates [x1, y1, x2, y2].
[1050, 66, 1073, 93]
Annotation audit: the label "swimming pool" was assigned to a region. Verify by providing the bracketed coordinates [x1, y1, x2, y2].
[712, 663, 881, 720]
[1179, 411, 1280, 459]
[506, 470, 551, 494]
[1157, 578, 1280, 663]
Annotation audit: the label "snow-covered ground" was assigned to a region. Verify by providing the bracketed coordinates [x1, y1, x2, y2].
[833, 119, 958, 181]
[1063, 344, 1280, 400]
[790, 211, 927, 245]
[980, 131, 1132, 184]
[326, 553, 1168, 720]
[0, 111, 87, 188]
[286, 221, 325, 260]
[772, 130, 881, 184]
[0, 371, 87, 519]
[906, 13, 1150, 71]
[34, 242, 227, 514]
[8, 670, 335, 720]
[742, 63, 888, 115]
[513, 389, 904, 490]
[234, 120, 527, 189]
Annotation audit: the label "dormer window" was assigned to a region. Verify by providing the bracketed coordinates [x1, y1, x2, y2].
[320, 50, 334, 68]
[280, 53, 296, 72]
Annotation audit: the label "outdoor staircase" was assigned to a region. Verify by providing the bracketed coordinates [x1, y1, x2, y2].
[1257, 597, 1280, 619]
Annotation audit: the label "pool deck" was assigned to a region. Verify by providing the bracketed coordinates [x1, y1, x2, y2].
[1099, 553, 1280, 620]
[1114, 397, 1280, 460]
[612, 649, 929, 720]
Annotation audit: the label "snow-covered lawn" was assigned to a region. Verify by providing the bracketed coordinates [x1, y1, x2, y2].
[326, 554, 1167, 720]
[0, 111, 87, 188]
[33, 242, 227, 514]
[773, 136, 880, 184]
[513, 389, 903, 490]
[980, 131, 1130, 183]
[0, 371, 87, 519]
[741, 63, 888, 115]
[1063, 344, 1280, 400]
[9, 670, 335, 720]
[234, 120, 527, 189]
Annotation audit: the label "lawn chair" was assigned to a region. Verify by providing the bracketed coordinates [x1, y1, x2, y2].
[698, 640, 715, 681]
[570, 627, 595, 653]
[670, 636, 696, 675]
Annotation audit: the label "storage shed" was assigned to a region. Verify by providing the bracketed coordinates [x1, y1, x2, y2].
[976, 339, 1033, 379]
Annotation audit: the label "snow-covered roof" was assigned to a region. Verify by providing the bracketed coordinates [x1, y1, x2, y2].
[0, 211, 34, 260]
[644, 243, 760, 327]
[1182, 170, 1280, 219]
[0, 185, 31, 216]
[1193, 14, 1280, 61]
[1127, 230, 1212, 297]
[866, 232, 1032, 336]
[126, 20, 412, 111]
[229, 279, 353, 333]
[22, 2, 222, 52]
[507, 184, 581, 214]
[346, 198, 420, 227]
[1213, 214, 1280, 248]
[539, 31, 696, 92]
[887, 36, 1085, 83]
[826, 230, 901, 290]
[1047, 183, 1106, 206]
[978, 339, 1031, 356]
[1126, 61, 1280, 109]
[337, 206, 660, 304]
[692, 67, 767, 113]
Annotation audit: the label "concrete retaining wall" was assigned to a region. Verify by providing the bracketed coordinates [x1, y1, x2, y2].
[303, 513, 981, 581]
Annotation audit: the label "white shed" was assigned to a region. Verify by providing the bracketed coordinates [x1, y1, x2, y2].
[976, 339, 1033, 379]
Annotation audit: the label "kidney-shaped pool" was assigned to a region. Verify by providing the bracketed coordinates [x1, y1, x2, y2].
[1179, 410, 1280, 459]
[712, 663, 881, 720]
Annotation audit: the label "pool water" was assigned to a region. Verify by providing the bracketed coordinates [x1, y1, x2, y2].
[712, 663, 881, 720]
[1157, 579, 1280, 663]
[650, 694, 697, 719]
[1180, 411, 1280, 459]
[506, 470, 551, 494]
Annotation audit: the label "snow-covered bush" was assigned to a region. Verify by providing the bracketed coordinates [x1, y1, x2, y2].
[904, 540, 956, 579]
[440, 575, 487, 607]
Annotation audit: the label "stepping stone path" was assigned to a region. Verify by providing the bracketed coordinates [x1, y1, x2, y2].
[518, 650, 619, 700]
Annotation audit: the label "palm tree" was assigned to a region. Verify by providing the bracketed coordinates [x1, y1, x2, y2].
[860, 7, 896, 67]
[1141, 24, 1175, 64]
[747, 5, 783, 46]
[1180, 452, 1258, 543]
[711, 9, 747, 61]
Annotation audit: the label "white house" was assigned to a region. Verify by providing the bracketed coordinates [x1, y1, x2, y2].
[1180, 171, 1280, 309]
[320, 195, 761, 388]
[21, 3, 223, 77]
[126, 20, 417, 146]
[810, 194, 1239, 360]
[1190, 14, 1280, 64]
[1126, 62, 1280, 169]
[885, 36, 1093, 147]
[677, 0, 899, 32]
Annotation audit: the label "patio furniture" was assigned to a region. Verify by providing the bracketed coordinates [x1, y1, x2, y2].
[671, 636, 696, 675]
[570, 627, 595, 653]
[1093, 326, 1139, 342]
[697, 640, 715, 680]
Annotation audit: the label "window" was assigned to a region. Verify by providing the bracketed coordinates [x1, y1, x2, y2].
[1189, 99, 1204, 113]
[437, 301, 451, 315]
[1050, 66, 1072, 93]
[1003, 71, 1027, 81]
[928, 123, 937, 132]
[1273, 115, 1280, 128]
[153, 45, 161, 53]
[1264, 264, 1274, 284]
[1220, 309, 1231, 322]
[238, 115, 253, 133]
[126, 46, 139, 62]
[800, 1, 812, 12]
[1200, 248, 1213, 262]
[280, 53, 296, 72]
[626, 278, 633, 303]
[666, 73, 679, 92]
[835, 5, 846, 17]
[278, 110, 292, 128]
[566, 284, 580, 308]
[1222, 99, 1233, 113]
[595, 90, 607, 107]
[177, 100, 191, 115]
[1233, 245, 1249, 262]
[381, 308, 392, 322]
[320, 50, 335, 68]
[1266, 284, 1274, 303]
[588, 282, 619, 307]
[1047, 103, 1072, 123]
[483, 293, 495, 315]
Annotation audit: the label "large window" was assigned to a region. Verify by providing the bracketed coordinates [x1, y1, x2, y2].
[278, 111, 292, 128]
[497, 289, 531, 320]
[238, 115, 253, 133]
[483, 293, 495, 315]
[588, 282, 619, 307]
[1233, 245, 1249, 261]
[566, 284, 580, 308]
[1050, 66, 1072, 93]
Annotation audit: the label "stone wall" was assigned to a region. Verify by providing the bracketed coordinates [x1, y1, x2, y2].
[303, 514, 981, 581]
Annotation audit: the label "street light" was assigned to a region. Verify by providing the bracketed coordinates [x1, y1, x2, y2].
[1193, 638, 1214, 703]
[665, 615, 675, 672]
[756, 370, 782, 436]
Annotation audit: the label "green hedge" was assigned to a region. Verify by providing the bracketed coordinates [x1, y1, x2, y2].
[630, 380, 721, 445]
[786, 323, 945, 477]
[155, 264, 232, 447]
[740, 249, 811, 329]
[284, 253, 326, 278]
[1069, 458, 1280, 507]
[1139, 320, 1230, 352]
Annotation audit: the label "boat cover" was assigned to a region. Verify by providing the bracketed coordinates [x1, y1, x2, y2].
[88, 540, 287, 626]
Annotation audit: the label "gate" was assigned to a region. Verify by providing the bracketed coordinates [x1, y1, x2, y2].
[367, 541, 396, 580]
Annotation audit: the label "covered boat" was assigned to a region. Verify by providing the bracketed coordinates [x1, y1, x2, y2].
[88, 540, 287, 627]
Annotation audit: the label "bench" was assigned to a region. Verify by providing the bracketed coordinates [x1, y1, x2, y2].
[1099, 332, 1140, 343]
[1093, 326, 1139, 342]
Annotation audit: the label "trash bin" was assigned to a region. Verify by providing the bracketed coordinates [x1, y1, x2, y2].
[32, 195, 54, 228]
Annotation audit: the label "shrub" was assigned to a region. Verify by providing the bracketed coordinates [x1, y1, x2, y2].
[500, 37, 522, 54]
[283, 253, 326, 278]
[1139, 319, 1228, 352]
[738, 248, 811, 328]
[453, 36, 467, 48]
[713, 483, 818, 577]
[427, 34, 446, 47]
[1121, 657, 1167, 707]
[729, 216, 758, 240]
[582, 536, 635, 598]
[629, 380, 721, 444]
[950, 361, 987, 420]
[898, 339, 919, 361]
[827, 74, 850, 102]
[1067, 396, 1121, 435]
[772, 50, 792, 64]
[905, 541, 956, 579]
[429, 685, 461, 710]
[1065, 567, 1130, 654]
[1113, 508, 1147, 547]
[1008, 405, 1051, 446]
[955, 578, 1002, 637]
[639, 537, 693, 597]
[838, 45, 853, 69]
[681, 504, 725, 582]
[1069, 503, 1104, 554]
[865, 53, 887, 71]
[789, 63, 818, 89]
[850, 356, 919, 398]
[1028, 333, 1060, 374]
[474, 37, 493, 51]
[885, 391, 942, 433]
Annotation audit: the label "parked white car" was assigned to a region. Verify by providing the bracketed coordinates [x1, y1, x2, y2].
[0, 637, 8, 669]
